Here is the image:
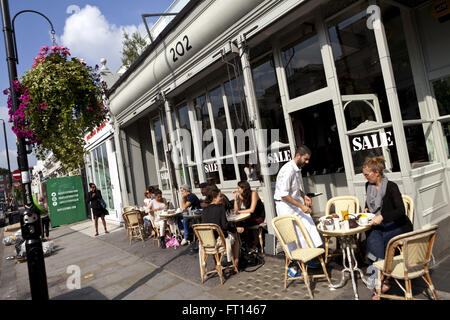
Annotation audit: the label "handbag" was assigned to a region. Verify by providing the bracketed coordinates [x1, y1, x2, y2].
[99, 198, 107, 210]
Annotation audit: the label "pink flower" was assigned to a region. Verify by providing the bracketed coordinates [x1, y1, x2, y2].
[41, 103, 47, 109]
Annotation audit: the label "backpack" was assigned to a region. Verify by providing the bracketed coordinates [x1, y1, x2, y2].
[165, 234, 180, 249]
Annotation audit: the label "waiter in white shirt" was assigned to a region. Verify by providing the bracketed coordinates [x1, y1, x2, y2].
[274, 145, 323, 248]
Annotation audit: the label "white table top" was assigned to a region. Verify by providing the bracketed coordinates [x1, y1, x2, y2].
[317, 224, 371, 236]
[227, 213, 251, 223]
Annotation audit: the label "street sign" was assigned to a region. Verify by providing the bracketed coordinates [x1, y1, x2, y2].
[12, 169, 21, 181]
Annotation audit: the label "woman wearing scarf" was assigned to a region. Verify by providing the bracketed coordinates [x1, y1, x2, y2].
[363, 156, 412, 296]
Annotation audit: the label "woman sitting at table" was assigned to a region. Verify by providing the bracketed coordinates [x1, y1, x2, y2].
[143, 189, 155, 237]
[232, 180, 265, 252]
[363, 156, 413, 296]
[146, 189, 172, 249]
[201, 185, 240, 268]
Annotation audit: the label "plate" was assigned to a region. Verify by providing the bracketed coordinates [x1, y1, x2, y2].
[357, 221, 371, 227]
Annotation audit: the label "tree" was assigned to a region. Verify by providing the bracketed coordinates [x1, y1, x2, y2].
[0, 168, 10, 175]
[121, 29, 148, 68]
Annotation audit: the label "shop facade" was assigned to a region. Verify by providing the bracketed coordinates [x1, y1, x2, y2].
[107, 0, 450, 257]
[84, 121, 123, 223]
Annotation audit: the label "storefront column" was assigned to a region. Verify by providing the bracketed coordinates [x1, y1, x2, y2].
[237, 35, 277, 235]
[164, 99, 182, 208]
[371, 0, 413, 195]
[315, 13, 356, 195]
[112, 117, 130, 208]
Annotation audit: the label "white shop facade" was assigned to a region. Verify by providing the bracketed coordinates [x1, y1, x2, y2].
[107, 0, 450, 257]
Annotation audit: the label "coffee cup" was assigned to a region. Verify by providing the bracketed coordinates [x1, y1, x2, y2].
[325, 223, 334, 231]
[359, 217, 369, 225]
[342, 220, 349, 231]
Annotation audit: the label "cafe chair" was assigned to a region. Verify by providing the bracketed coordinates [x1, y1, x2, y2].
[323, 196, 360, 263]
[123, 210, 146, 247]
[148, 217, 161, 247]
[192, 224, 238, 285]
[247, 221, 267, 254]
[122, 206, 135, 214]
[402, 194, 414, 225]
[272, 215, 331, 299]
[373, 225, 439, 300]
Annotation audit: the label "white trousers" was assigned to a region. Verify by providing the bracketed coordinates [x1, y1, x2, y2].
[275, 201, 323, 248]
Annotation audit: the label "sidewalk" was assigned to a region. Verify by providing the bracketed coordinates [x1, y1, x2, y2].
[1, 219, 449, 300]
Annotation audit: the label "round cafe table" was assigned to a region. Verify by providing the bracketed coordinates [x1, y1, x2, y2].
[317, 223, 371, 300]
[227, 213, 251, 246]
[159, 210, 183, 239]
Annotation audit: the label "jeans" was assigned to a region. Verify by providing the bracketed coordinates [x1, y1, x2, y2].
[177, 216, 191, 239]
[366, 221, 404, 262]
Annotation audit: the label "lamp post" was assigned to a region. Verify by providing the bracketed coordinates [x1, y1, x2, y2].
[0, 119, 12, 201]
[0, 0, 50, 300]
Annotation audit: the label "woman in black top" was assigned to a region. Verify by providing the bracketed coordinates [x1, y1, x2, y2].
[232, 181, 265, 252]
[88, 183, 109, 236]
[201, 185, 240, 267]
[363, 157, 413, 295]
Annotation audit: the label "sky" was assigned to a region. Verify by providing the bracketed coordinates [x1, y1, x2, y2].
[0, 0, 175, 171]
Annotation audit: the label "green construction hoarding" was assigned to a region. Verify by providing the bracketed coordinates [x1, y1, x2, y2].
[47, 175, 87, 227]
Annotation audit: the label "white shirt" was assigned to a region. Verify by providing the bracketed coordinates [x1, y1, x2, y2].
[274, 160, 304, 205]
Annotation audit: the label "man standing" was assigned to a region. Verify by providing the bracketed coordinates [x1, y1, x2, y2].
[274, 145, 322, 249]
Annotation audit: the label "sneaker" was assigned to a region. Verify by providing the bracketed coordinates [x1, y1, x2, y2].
[288, 267, 301, 278]
[181, 238, 189, 246]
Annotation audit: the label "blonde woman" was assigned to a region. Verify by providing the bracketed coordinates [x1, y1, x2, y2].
[363, 156, 412, 296]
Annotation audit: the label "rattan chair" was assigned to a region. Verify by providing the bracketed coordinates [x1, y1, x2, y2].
[123, 210, 146, 246]
[373, 225, 439, 300]
[323, 196, 360, 263]
[272, 215, 331, 299]
[193, 224, 238, 285]
[402, 194, 414, 225]
[122, 206, 135, 213]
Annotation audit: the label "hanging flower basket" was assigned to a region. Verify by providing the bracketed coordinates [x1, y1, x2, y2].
[4, 46, 109, 171]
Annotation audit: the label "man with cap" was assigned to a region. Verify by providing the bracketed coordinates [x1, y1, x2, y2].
[178, 184, 201, 245]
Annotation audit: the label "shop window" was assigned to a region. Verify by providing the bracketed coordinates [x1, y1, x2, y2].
[251, 54, 289, 181]
[404, 124, 432, 168]
[90, 143, 114, 210]
[153, 118, 170, 190]
[441, 121, 450, 159]
[328, 5, 392, 123]
[291, 101, 345, 176]
[281, 22, 327, 99]
[381, 4, 421, 121]
[344, 101, 377, 131]
[433, 76, 450, 116]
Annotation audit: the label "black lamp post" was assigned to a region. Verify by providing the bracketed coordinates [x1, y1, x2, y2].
[0, 0, 50, 300]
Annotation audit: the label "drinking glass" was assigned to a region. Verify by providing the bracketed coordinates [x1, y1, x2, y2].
[341, 210, 349, 221]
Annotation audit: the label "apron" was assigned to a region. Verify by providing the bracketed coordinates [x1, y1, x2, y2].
[275, 201, 323, 249]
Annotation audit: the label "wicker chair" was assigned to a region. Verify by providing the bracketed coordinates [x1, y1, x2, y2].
[402, 194, 414, 225]
[323, 196, 360, 263]
[123, 210, 146, 246]
[193, 224, 238, 285]
[272, 215, 331, 299]
[122, 206, 135, 213]
[373, 225, 439, 300]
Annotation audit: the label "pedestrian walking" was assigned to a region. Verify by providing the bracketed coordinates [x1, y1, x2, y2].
[39, 197, 51, 241]
[274, 145, 322, 249]
[88, 183, 109, 236]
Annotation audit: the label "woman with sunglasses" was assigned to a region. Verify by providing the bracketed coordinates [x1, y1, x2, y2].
[88, 183, 109, 236]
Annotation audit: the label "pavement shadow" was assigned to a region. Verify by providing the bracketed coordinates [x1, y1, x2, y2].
[52, 286, 108, 300]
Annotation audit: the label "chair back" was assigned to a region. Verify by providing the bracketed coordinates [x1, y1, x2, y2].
[124, 210, 143, 227]
[325, 196, 359, 216]
[272, 215, 314, 259]
[193, 224, 225, 251]
[123, 206, 135, 213]
[402, 194, 414, 225]
[383, 225, 438, 274]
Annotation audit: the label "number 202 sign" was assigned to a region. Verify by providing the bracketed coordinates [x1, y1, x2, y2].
[170, 35, 192, 63]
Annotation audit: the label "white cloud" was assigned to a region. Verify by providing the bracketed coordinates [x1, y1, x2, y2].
[59, 5, 146, 72]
